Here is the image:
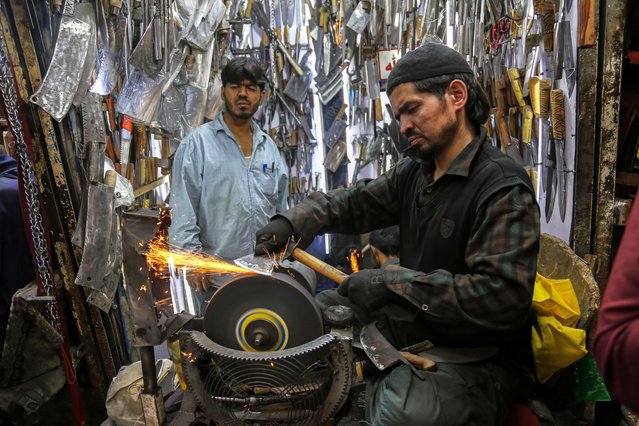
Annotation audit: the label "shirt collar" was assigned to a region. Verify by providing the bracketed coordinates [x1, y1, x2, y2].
[381, 257, 400, 269]
[211, 112, 267, 147]
[420, 127, 486, 179]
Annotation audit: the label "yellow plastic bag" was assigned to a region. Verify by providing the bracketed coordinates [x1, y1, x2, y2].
[532, 315, 587, 383]
[533, 274, 580, 328]
[531, 273, 587, 383]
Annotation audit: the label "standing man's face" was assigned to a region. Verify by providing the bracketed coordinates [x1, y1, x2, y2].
[389, 81, 461, 160]
[221, 79, 265, 120]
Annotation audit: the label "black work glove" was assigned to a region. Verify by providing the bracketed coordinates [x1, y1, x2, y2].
[337, 269, 392, 311]
[255, 217, 295, 255]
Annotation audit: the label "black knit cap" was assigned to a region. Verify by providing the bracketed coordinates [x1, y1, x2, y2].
[386, 43, 474, 94]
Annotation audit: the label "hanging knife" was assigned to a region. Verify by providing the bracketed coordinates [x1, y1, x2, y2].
[495, 108, 524, 165]
[252, 0, 304, 76]
[544, 128, 557, 222]
[507, 67, 527, 107]
[521, 105, 536, 169]
[551, 88, 567, 222]
[530, 76, 551, 188]
[554, 0, 576, 96]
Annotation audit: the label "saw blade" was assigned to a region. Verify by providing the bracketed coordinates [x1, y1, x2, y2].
[204, 273, 323, 351]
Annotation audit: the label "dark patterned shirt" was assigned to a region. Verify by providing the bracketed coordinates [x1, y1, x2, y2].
[280, 130, 540, 351]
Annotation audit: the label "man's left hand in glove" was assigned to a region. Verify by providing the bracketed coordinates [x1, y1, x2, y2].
[337, 269, 392, 311]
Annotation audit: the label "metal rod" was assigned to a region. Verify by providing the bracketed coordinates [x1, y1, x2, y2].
[140, 346, 158, 394]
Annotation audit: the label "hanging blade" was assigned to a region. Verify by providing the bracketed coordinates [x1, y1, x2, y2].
[30, 0, 92, 121]
[521, 105, 535, 168]
[544, 138, 557, 221]
[551, 89, 567, 221]
[495, 109, 524, 165]
[562, 22, 576, 96]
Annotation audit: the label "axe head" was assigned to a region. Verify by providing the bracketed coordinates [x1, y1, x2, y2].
[234, 253, 278, 276]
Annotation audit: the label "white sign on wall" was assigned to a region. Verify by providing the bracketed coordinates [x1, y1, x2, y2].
[377, 49, 402, 82]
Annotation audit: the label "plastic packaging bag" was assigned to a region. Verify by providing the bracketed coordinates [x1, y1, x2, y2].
[533, 274, 581, 328]
[571, 356, 611, 403]
[531, 273, 588, 383]
[205, 72, 224, 120]
[532, 315, 587, 383]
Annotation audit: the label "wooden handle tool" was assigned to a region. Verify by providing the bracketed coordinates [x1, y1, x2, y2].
[494, 108, 512, 149]
[539, 79, 552, 121]
[507, 68, 526, 107]
[543, 2, 555, 52]
[291, 247, 349, 284]
[578, 0, 595, 47]
[509, 107, 521, 141]
[522, 105, 534, 144]
[529, 76, 541, 118]
[551, 90, 565, 140]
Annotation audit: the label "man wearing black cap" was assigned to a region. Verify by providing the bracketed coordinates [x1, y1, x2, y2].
[255, 43, 540, 425]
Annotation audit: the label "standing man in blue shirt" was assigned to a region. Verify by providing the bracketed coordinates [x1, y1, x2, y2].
[169, 57, 288, 308]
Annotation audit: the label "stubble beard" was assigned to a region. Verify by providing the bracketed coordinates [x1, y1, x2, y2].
[413, 116, 460, 161]
[224, 97, 257, 120]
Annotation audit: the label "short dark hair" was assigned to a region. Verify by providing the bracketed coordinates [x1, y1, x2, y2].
[369, 226, 400, 257]
[409, 73, 490, 129]
[221, 56, 266, 90]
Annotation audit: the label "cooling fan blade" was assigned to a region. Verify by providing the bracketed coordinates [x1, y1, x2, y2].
[181, 331, 352, 425]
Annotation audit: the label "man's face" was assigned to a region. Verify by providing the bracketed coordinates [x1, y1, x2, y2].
[389, 82, 460, 160]
[221, 79, 264, 120]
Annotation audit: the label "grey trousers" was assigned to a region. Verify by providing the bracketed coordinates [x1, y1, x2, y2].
[367, 359, 519, 426]
[315, 289, 525, 426]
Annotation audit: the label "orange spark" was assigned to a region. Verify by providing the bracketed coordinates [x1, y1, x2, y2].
[144, 238, 254, 275]
[154, 297, 173, 308]
[181, 351, 196, 363]
[348, 249, 360, 273]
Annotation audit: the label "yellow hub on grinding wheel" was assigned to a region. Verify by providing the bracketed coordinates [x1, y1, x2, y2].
[236, 308, 289, 351]
[203, 272, 323, 351]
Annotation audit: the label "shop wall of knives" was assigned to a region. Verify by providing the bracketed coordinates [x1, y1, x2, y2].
[28, 0, 579, 227]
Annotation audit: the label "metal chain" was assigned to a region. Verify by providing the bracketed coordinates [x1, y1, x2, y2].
[0, 46, 60, 331]
[268, 0, 278, 89]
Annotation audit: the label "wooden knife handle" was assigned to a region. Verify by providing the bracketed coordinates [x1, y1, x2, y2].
[578, 0, 595, 47]
[495, 78, 508, 115]
[551, 89, 565, 140]
[416, 15, 424, 41]
[507, 68, 526, 107]
[543, 2, 555, 52]
[245, 0, 254, 17]
[292, 247, 348, 284]
[529, 76, 541, 117]
[375, 98, 383, 122]
[336, 103, 348, 121]
[494, 109, 512, 147]
[509, 107, 520, 141]
[522, 106, 534, 144]
[400, 352, 437, 371]
[539, 79, 552, 120]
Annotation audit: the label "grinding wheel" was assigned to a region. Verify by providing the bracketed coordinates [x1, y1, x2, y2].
[204, 272, 323, 351]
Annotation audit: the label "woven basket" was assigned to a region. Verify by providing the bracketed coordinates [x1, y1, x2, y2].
[536, 234, 601, 333]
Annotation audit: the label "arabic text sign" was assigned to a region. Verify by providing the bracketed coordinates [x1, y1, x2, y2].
[377, 49, 402, 81]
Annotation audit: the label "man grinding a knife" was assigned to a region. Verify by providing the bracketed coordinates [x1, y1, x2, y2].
[255, 43, 540, 425]
[170, 57, 288, 311]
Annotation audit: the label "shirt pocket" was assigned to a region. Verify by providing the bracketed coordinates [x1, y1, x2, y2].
[250, 162, 279, 202]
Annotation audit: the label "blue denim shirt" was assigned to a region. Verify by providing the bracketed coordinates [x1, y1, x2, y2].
[169, 113, 288, 260]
